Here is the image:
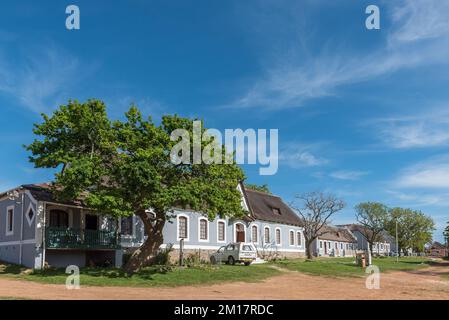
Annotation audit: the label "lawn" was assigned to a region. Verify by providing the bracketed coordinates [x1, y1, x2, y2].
[275, 257, 433, 278]
[0, 262, 280, 288]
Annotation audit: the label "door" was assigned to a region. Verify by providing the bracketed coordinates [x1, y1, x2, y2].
[235, 223, 245, 242]
[85, 214, 99, 230]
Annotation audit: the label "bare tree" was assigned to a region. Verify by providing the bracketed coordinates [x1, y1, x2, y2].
[290, 191, 345, 259]
[354, 202, 389, 253]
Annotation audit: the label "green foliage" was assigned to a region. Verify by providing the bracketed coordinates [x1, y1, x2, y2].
[354, 202, 389, 244]
[444, 222, 449, 247]
[153, 244, 174, 266]
[25, 99, 246, 222]
[0, 262, 280, 288]
[275, 257, 432, 277]
[386, 208, 435, 253]
[245, 184, 271, 194]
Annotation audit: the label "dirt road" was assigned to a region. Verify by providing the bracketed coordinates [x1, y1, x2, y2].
[1, 264, 448, 300]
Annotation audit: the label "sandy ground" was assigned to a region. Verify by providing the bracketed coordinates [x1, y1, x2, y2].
[1, 263, 449, 300]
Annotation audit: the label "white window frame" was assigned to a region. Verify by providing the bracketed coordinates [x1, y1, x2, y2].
[177, 213, 190, 242]
[250, 224, 259, 244]
[216, 219, 227, 243]
[264, 226, 271, 244]
[25, 203, 36, 227]
[275, 227, 282, 246]
[296, 231, 302, 247]
[198, 217, 209, 242]
[289, 229, 295, 246]
[6, 205, 14, 236]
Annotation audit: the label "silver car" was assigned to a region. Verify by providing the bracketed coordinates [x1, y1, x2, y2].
[210, 242, 257, 266]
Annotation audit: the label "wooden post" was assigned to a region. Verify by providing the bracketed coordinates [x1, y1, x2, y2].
[179, 238, 184, 267]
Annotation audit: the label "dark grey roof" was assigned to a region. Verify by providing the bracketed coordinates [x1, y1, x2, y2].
[243, 187, 303, 227]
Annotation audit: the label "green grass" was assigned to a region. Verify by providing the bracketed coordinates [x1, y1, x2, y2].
[0, 262, 280, 288]
[275, 257, 433, 278]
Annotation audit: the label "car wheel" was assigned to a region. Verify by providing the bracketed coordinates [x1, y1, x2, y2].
[228, 256, 235, 265]
[244, 262, 251, 266]
[210, 256, 217, 265]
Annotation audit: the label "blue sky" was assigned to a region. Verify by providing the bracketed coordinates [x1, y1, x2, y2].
[0, 0, 448, 241]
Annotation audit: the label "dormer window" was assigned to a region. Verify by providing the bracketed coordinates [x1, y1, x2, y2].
[272, 207, 281, 215]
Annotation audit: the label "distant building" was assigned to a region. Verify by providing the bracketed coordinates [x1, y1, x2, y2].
[338, 224, 395, 256]
[313, 225, 358, 257]
[429, 242, 448, 257]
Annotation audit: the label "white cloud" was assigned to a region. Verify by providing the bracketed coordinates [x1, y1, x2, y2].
[279, 143, 329, 168]
[330, 170, 369, 181]
[0, 44, 94, 113]
[395, 155, 449, 189]
[373, 111, 449, 149]
[228, 0, 449, 110]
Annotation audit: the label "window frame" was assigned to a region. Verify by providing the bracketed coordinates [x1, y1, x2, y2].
[251, 224, 258, 244]
[216, 219, 226, 243]
[177, 214, 190, 242]
[198, 217, 209, 242]
[264, 226, 271, 244]
[275, 227, 282, 246]
[289, 229, 295, 246]
[25, 203, 36, 227]
[6, 205, 14, 236]
[296, 231, 302, 247]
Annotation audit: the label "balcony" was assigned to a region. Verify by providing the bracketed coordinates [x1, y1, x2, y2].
[45, 227, 120, 250]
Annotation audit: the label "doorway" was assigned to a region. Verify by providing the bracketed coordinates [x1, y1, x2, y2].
[235, 223, 245, 242]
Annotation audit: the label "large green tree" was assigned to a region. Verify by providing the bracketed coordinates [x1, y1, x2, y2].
[354, 202, 389, 253]
[26, 99, 245, 272]
[386, 208, 434, 255]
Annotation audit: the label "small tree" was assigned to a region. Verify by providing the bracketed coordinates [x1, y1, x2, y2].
[26, 99, 246, 273]
[354, 202, 389, 253]
[444, 222, 449, 248]
[290, 191, 345, 259]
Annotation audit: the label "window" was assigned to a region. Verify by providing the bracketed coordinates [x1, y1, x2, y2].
[272, 208, 281, 215]
[297, 232, 302, 246]
[178, 216, 188, 240]
[289, 230, 295, 246]
[275, 228, 281, 245]
[199, 218, 208, 241]
[28, 209, 34, 220]
[121, 216, 133, 236]
[49, 210, 68, 228]
[319, 241, 323, 249]
[264, 227, 270, 243]
[218, 221, 225, 242]
[6, 207, 14, 235]
[340, 243, 343, 249]
[251, 225, 258, 243]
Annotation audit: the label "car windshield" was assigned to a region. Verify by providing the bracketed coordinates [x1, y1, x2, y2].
[217, 247, 225, 253]
[242, 245, 254, 251]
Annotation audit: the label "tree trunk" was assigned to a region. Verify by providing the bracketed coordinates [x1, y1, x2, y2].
[123, 210, 166, 273]
[306, 240, 314, 259]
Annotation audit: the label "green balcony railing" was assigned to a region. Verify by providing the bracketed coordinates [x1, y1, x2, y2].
[45, 227, 120, 249]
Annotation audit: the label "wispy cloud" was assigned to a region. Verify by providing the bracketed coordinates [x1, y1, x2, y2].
[0, 43, 95, 113]
[395, 154, 449, 189]
[371, 110, 449, 149]
[330, 170, 370, 181]
[279, 143, 329, 168]
[228, 0, 449, 110]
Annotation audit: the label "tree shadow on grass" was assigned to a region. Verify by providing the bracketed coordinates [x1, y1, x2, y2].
[30, 265, 172, 281]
